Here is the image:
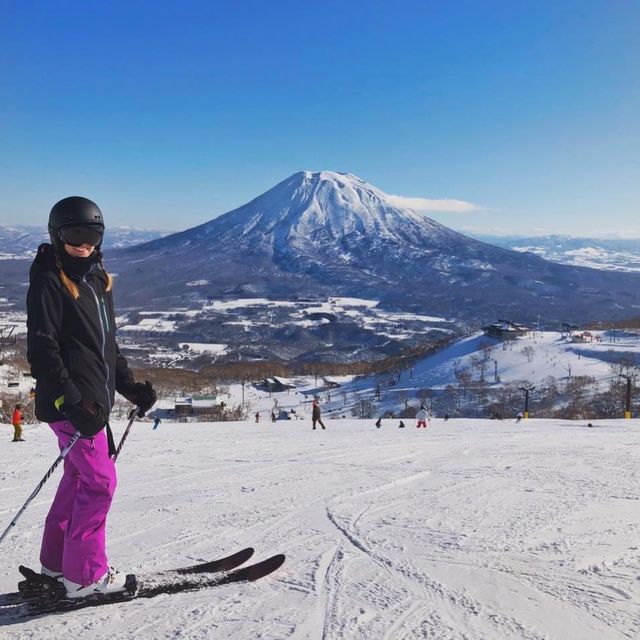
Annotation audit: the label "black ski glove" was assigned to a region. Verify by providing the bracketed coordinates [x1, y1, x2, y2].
[65, 399, 108, 437]
[122, 380, 157, 417]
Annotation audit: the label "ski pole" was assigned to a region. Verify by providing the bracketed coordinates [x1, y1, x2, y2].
[112, 407, 139, 462]
[1, 408, 141, 546]
[0, 431, 82, 547]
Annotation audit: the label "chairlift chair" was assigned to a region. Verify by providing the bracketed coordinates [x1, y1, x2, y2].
[7, 368, 20, 388]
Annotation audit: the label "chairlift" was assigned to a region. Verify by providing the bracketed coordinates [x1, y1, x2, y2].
[7, 368, 20, 388]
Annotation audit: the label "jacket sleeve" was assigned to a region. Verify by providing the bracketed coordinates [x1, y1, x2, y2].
[115, 343, 137, 396]
[26, 275, 82, 406]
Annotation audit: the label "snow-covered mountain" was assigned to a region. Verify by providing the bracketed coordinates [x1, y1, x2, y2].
[112, 171, 640, 325]
[473, 234, 640, 272]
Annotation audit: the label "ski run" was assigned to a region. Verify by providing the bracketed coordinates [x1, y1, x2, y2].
[1, 416, 639, 639]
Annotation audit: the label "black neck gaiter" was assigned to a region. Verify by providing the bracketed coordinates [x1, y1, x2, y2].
[59, 249, 98, 279]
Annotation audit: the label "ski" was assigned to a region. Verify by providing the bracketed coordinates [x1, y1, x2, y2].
[2, 547, 255, 607]
[165, 546, 255, 575]
[3, 554, 285, 620]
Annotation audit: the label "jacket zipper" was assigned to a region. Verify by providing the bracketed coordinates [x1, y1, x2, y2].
[82, 275, 112, 411]
[99, 296, 110, 333]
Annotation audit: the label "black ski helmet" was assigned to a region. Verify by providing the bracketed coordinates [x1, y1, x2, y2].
[48, 196, 104, 247]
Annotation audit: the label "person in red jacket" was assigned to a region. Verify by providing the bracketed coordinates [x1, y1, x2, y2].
[11, 403, 24, 442]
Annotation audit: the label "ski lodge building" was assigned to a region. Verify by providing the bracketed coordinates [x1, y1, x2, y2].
[482, 320, 530, 339]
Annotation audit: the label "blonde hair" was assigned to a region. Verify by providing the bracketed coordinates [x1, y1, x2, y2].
[59, 269, 80, 299]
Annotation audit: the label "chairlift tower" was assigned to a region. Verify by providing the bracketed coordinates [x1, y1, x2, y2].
[1, 324, 19, 390]
[519, 384, 535, 419]
[0, 324, 18, 366]
[619, 374, 636, 419]
[0, 324, 17, 352]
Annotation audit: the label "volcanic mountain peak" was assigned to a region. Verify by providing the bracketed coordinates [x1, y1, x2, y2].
[191, 170, 447, 253]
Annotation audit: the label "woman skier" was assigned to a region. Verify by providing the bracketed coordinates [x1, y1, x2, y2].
[26, 197, 156, 599]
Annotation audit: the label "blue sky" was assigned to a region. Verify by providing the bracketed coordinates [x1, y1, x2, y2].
[1, 1, 638, 235]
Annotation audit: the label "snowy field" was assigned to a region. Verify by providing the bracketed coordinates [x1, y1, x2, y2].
[1, 417, 640, 639]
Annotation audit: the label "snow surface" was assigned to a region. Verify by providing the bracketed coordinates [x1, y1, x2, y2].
[1, 417, 639, 639]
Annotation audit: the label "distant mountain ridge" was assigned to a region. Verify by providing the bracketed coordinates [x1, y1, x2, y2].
[473, 234, 640, 273]
[0, 225, 167, 259]
[109, 171, 640, 326]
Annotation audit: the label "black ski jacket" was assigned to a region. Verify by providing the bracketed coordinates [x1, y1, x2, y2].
[26, 244, 135, 424]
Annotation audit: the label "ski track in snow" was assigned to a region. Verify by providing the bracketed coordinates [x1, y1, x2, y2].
[1, 418, 639, 639]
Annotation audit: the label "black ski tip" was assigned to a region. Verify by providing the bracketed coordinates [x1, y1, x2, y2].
[175, 546, 255, 575]
[205, 546, 255, 573]
[248, 553, 285, 581]
[229, 553, 286, 583]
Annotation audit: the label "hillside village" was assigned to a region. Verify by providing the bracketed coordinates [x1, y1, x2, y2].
[3, 304, 639, 425]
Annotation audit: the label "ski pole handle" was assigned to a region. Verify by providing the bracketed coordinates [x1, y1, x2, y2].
[0, 430, 82, 547]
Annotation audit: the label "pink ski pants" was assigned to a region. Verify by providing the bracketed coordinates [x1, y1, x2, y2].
[39, 420, 117, 586]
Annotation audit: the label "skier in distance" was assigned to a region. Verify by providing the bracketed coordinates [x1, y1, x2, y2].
[312, 399, 326, 430]
[26, 197, 157, 599]
[415, 406, 429, 428]
[12, 403, 25, 442]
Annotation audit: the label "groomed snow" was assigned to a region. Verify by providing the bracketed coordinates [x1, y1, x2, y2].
[1, 417, 639, 639]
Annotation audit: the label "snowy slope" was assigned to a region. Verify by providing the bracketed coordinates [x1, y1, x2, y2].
[1, 417, 639, 639]
[389, 330, 639, 391]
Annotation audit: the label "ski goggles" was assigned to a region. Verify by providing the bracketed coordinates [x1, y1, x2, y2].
[59, 225, 103, 247]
